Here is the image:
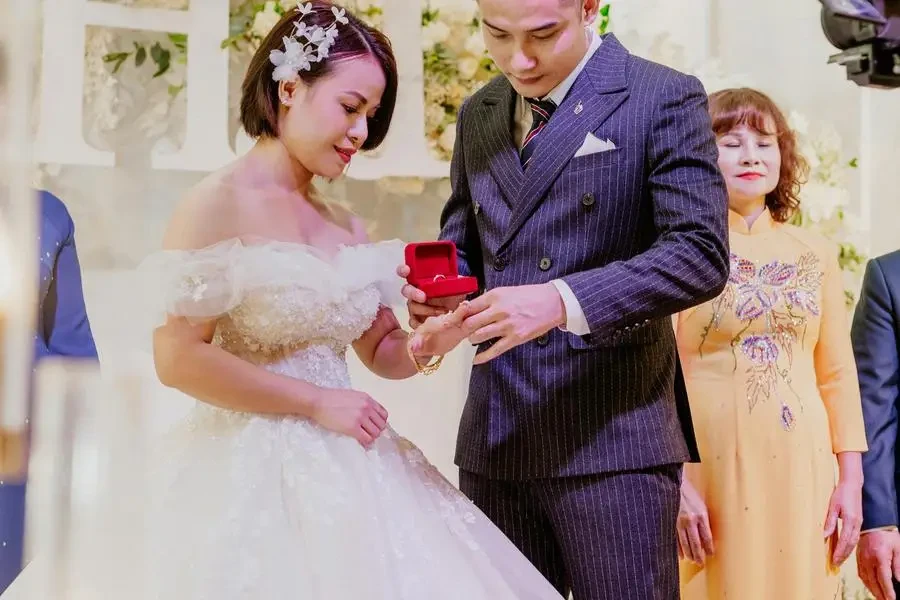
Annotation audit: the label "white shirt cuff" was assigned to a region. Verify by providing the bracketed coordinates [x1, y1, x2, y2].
[550, 279, 590, 335]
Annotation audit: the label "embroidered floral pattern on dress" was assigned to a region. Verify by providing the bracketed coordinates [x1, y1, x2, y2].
[186, 274, 208, 301]
[700, 251, 823, 430]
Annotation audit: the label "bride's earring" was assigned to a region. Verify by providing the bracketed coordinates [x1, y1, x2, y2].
[278, 80, 298, 107]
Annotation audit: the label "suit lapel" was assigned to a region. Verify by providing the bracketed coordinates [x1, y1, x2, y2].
[499, 34, 631, 252]
[476, 79, 523, 208]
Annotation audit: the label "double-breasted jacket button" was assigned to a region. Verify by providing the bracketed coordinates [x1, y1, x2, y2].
[581, 193, 595, 207]
[539, 257, 552, 271]
[536, 333, 550, 346]
[493, 256, 507, 271]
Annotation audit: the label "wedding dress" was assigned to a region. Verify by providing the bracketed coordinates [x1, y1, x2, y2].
[3, 238, 563, 600]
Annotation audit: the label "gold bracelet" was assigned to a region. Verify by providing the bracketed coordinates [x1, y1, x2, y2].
[406, 331, 444, 376]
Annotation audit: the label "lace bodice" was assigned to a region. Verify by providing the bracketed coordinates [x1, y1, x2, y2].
[139, 238, 406, 388]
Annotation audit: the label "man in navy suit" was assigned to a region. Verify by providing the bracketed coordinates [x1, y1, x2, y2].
[401, 0, 729, 596]
[853, 250, 900, 600]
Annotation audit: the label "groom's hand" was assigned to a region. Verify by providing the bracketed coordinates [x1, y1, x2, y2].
[397, 264, 467, 329]
[462, 283, 566, 364]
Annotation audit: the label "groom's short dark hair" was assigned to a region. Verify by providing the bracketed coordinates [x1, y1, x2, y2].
[240, 0, 398, 151]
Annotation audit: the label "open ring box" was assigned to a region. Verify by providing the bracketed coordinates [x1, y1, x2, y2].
[404, 241, 479, 299]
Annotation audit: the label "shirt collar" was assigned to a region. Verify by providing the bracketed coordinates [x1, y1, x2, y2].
[543, 29, 602, 106]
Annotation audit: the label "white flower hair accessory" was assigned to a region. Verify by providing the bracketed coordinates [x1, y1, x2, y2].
[270, 3, 350, 83]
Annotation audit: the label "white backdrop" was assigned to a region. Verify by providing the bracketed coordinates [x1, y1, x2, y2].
[34, 0, 899, 485]
[13, 1, 898, 596]
[714, 0, 900, 258]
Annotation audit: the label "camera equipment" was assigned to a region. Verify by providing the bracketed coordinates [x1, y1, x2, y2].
[819, 0, 900, 88]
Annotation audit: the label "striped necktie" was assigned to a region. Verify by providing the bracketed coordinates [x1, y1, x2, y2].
[520, 98, 557, 168]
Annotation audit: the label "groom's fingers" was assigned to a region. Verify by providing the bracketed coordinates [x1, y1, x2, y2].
[468, 323, 504, 345]
[463, 291, 494, 315]
[461, 307, 501, 336]
[473, 336, 514, 364]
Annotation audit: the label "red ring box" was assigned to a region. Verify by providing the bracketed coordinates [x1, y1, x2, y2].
[404, 241, 479, 299]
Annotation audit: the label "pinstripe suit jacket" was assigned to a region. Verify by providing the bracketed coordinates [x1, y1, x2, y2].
[439, 34, 730, 480]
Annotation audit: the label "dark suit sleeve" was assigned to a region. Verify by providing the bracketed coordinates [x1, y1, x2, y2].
[43, 208, 98, 359]
[852, 258, 900, 530]
[561, 74, 729, 337]
[438, 99, 483, 287]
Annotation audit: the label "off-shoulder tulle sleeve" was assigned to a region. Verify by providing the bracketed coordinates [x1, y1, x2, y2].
[136, 239, 247, 326]
[135, 238, 407, 327]
[336, 239, 407, 307]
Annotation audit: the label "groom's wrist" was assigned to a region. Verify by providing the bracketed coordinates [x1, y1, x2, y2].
[549, 279, 590, 335]
[546, 281, 568, 328]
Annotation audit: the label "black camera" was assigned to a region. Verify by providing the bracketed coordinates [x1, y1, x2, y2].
[819, 0, 900, 88]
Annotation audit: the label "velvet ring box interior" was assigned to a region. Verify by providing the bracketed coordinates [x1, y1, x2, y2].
[404, 241, 479, 298]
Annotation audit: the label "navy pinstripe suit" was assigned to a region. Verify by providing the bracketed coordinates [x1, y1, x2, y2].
[438, 34, 729, 598]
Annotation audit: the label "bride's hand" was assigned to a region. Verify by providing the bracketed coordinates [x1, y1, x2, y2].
[408, 301, 471, 359]
[310, 388, 389, 448]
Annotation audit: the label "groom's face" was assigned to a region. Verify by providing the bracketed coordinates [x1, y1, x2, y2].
[479, 0, 597, 99]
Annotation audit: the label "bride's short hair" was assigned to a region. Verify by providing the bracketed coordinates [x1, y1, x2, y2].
[239, 0, 397, 151]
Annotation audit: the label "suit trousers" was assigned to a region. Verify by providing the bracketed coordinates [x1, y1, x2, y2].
[460, 464, 682, 599]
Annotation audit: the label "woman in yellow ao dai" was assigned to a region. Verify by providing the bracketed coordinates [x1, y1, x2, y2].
[675, 88, 868, 600]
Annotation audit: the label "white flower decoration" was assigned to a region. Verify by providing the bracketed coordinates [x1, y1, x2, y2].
[331, 6, 349, 25]
[270, 36, 314, 81]
[270, 3, 348, 82]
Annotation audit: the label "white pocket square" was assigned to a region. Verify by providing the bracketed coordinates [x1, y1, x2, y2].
[573, 133, 617, 158]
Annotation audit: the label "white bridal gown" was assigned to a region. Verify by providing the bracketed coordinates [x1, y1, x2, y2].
[2, 238, 564, 600]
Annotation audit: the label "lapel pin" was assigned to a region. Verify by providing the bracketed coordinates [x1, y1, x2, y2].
[574, 100, 583, 115]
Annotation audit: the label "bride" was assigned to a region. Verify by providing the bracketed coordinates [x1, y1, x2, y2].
[5, 2, 565, 599]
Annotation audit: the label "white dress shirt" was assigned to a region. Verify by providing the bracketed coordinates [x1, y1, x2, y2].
[513, 29, 602, 336]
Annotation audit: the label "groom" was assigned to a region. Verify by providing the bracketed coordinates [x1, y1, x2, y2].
[402, 0, 729, 596]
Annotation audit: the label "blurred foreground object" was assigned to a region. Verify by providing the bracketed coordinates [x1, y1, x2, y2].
[5, 358, 154, 599]
[0, 0, 40, 480]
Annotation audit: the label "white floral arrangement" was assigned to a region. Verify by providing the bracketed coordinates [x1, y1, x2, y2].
[86, 0, 867, 306]
[419, 0, 495, 160]
[219, 0, 497, 160]
[786, 112, 867, 305]
[99, 0, 609, 162]
[222, 0, 382, 52]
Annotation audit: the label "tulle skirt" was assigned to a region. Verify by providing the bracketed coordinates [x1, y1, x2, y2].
[4, 404, 564, 600]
